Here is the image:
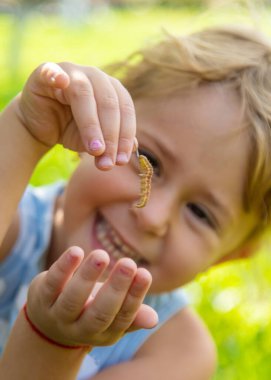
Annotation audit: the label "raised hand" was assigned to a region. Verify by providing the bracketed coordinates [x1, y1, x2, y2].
[26, 247, 158, 348]
[18, 62, 137, 170]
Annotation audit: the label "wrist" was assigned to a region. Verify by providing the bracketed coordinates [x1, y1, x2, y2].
[1, 97, 50, 162]
[10, 95, 51, 157]
[23, 304, 92, 351]
[0, 309, 89, 380]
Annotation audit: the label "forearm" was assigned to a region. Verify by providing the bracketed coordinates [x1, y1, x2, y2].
[0, 95, 49, 244]
[0, 309, 89, 380]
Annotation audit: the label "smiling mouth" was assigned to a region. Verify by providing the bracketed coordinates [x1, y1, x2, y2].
[95, 214, 147, 265]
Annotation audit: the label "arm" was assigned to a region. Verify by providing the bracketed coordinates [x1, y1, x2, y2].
[91, 307, 217, 380]
[0, 98, 49, 252]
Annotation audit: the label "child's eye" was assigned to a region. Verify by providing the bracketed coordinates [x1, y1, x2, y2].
[186, 203, 215, 228]
[138, 148, 161, 176]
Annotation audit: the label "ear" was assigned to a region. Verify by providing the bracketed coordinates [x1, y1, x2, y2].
[214, 243, 258, 265]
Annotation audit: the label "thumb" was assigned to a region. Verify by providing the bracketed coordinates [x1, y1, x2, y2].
[26, 62, 70, 102]
[40, 62, 70, 89]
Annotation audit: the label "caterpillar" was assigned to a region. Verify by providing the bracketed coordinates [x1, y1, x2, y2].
[134, 150, 153, 208]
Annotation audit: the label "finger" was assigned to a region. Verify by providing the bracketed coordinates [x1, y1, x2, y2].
[127, 304, 159, 332]
[108, 267, 153, 333]
[80, 258, 137, 331]
[109, 77, 136, 166]
[55, 250, 109, 322]
[40, 62, 70, 89]
[41, 246, 84, 306]
[88, 69, 121, 170]
[61, 65, 106, 156]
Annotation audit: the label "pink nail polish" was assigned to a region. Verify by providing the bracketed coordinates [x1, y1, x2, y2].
[98, 156, 113, 168]
[119, 266, 133, 277]
[89, 139, 103, 151]
[117, 152, 128, 164]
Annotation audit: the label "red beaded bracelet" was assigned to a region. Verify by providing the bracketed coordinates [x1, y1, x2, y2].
[23, 304, 91, 351]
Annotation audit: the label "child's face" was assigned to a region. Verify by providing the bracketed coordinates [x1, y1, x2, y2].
[59, 84, 257, 293]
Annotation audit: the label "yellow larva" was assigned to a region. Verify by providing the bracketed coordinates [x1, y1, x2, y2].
[134, 151, 153, 208]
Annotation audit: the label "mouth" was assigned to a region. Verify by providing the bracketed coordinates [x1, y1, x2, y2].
[94, 213, 147, 266]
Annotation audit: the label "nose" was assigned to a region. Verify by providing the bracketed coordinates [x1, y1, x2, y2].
[130, 189, 177, 237]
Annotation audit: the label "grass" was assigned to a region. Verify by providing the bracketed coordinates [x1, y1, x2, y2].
[1, 4, 271, 378]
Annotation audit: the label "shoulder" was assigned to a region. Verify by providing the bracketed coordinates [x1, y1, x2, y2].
[135, 306, 217, 380]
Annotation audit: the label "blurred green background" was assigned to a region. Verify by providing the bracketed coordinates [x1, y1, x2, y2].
[1, 1, 271, 379]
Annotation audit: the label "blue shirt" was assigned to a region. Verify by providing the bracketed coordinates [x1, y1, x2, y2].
[0, 183, 188, 379]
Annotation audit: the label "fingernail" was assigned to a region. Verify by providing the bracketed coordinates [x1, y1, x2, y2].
[49, 71, 60, 84]
[66, 247, 82, 262]
[116, 152, 128, 164]
[98, 156, 113, 168]
[133, 137, 138, 152]
[89, 139, 103, 151]
[119, 265, 134, 277]
[89, 256, 106, 269]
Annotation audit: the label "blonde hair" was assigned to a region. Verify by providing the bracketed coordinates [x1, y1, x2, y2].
[107, 25, 271, 242]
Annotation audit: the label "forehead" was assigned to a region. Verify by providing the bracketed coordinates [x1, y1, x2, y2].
[136, 83, 244, 136]
[135, 84, 247, 155]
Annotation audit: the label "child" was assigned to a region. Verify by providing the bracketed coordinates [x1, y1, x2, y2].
[0, 24, 270, 379]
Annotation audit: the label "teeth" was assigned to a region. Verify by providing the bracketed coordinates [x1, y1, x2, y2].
[111, 231, 122, 246]
[103, 241, 115, 252]
[97, 229, 107, 239]
[121, 244, 134, 256]
[111, 249, 121, 259]
[96, 216, 140, 262]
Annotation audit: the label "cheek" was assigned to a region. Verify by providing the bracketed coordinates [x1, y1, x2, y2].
[67, 159, 140, 208]
[164, 229, 218, 283]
